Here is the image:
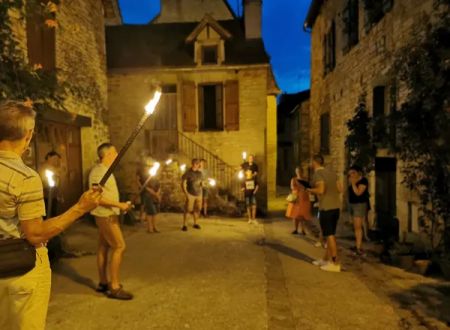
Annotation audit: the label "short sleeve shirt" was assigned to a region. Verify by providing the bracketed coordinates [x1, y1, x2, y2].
[242, 177, 258, 197]
[312, 167, 340, 211]
[89, 163, 120, 217]
[181, 169, 203, 196]
[348, 177, 369, 204]
[0, 150, 46, 239]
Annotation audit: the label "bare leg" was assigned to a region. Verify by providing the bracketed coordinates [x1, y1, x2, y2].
[247, 207, 252, 222]
[183, 211, 188, 227]
[193, 211, 199, 225]
[96, 227, 109, 285]
[203, 199, 208, 217]
[362, 214, 370, 241]
[299, 218, 307, 235]
[327, 235, 338, 263]
[353, 216, 363, 251]
[251, 205, 257, 220]
[293, 218, 300, 232]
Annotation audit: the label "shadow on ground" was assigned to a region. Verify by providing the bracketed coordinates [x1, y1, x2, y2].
[263, 241, 315, 264]
[390, 283, 450, 327]
[52, 261, 97, 290]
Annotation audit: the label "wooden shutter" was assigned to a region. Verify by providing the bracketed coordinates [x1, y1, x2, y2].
[182, 81, 197, 132]
[26, 11, 55, 70]
[224, 80, 239, 131]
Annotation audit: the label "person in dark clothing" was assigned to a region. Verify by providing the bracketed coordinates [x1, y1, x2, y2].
[242, 169, 259, 224]
[181, 159, 203, 231]
[347, 165, 370, 256]
[241, 154, 258, 178]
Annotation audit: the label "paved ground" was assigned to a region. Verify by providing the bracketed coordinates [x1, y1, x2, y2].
[45, 212, 450, 330]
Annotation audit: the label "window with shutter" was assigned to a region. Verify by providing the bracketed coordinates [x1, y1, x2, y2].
[198, 84, 223, 131]
[320, 113, 330, 155]
[182, 82, 197, 132]
[224, 80, 239, 131]
[323, 21, 336, 75]
[26, 6, 55, 70]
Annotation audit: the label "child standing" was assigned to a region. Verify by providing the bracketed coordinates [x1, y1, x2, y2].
[242, 169, 259, 224]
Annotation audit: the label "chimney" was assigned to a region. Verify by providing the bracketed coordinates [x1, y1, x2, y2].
[244, 0, 262, 39]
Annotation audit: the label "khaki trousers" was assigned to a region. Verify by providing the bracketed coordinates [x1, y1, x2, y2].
[0, 247, 51, 330]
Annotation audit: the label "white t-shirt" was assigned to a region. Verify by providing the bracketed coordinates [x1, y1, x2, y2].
[88, 163, 120, 217]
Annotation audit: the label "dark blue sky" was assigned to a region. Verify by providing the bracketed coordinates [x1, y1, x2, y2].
[117, 0, 311, 93]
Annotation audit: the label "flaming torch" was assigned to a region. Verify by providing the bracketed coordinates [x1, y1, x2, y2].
[98, 88, 162, 186]
[242, 151, 247, 161]
[45, 169, 56, 218]
[139, 162, 160, 194]
[208, 178, 216, 187]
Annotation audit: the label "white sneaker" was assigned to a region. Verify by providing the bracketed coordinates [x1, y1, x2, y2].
[320, 262, 341, 272]
[312, 259, 327, 266]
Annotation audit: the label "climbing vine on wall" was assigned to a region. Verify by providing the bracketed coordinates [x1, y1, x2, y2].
[0, 0, 65, 110]
[389, 8, 450, 258]
[345, 94, 376, 173]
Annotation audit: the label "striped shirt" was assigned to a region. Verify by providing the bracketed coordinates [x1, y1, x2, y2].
[88, 163, 120, 217]
[0, 150, 46, 239]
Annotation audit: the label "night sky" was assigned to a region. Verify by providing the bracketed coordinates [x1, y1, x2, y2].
[117, 0, 311, 94]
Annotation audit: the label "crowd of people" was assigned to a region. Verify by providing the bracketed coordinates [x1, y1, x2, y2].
[0, 100, 371, 329]
[285, 155, 371, 273]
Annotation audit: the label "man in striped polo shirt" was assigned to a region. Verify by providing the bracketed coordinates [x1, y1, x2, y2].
[0, 100, 101, 330]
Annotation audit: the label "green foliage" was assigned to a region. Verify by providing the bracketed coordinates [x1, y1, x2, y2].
[345, 94, 375, 173]
[0, 0, 66, 110]
[389, 9, 450, 257]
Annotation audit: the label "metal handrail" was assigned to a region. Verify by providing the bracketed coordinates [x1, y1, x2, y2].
[177, 131, 242, 199]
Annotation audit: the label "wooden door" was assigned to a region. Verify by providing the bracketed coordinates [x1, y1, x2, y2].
[35, 121, 83, 213]
[146, 88, 178, 159]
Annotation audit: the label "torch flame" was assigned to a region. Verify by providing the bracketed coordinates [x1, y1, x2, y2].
[165, 159, 173, 165]
[242, 151, 247, 160]
[180, 164, 186, 173]
[208, 178, 216, 187]
[145, 89, 162, 115]
[238, 170, 244, 180]
[45, 169, 56, 188]
[148, 162, 161, 177]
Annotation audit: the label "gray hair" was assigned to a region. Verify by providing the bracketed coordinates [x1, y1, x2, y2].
[0, 100, 36, 141]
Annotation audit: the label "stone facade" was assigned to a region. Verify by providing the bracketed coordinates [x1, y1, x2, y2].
[106, 1, 279, 212]
[55, 0, 114, 178]
[306, 0, 435, 238]
[107, 66, 277, 210]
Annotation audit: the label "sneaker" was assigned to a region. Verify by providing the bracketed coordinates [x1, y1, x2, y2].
[193, 224, 201, 229]
[320, 262, 341, 272]
[354, 249, 366, 257]
[95, 283, 108, 293]
[107, 287, 133, 300]
[291, 230, 299, 235]
[314, 241, 323, 248]
[312, 259, 328, 266]
[248, 219, 253, 224]
[181, 226, 188, 231]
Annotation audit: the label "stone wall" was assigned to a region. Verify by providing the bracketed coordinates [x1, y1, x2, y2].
[309, 0, 435, 238]
[107, 66, 274, 211]
[56, 0, 111, 179]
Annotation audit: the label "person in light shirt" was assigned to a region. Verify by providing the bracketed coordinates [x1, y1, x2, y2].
[0, 100, 101, 330]
[89, 143, 133, 300]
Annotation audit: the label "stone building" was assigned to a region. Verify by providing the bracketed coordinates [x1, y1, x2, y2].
[277, 90, 310, 186]
[106, 0, 279, 211]
[9, 0, 121, 211]
[304, 0, 436, 239]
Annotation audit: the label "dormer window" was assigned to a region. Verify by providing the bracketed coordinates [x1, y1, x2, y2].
[186, 15, 232, 67]
[202, 45, 218, 65]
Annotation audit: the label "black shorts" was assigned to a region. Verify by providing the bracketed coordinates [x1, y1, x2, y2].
[319, 209, 340, 237]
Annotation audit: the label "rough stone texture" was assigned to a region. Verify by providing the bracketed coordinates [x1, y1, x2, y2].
[153, 0, 235, 23]
[107, 66, 275, 211]
[309, 0, 435, 238]
[55, 0, 111, 179]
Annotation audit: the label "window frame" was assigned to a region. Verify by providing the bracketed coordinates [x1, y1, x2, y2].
[198, 83, 224, 132]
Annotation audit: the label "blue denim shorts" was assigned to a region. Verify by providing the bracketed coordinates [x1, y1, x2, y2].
[245, 195, 257, 207]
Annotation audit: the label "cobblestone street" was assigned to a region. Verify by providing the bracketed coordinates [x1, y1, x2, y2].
[44, 212, 450, 330]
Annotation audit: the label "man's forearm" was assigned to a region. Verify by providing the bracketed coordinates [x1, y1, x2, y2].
[23, 204, 86, 245]
[99, 197, 121, 208]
